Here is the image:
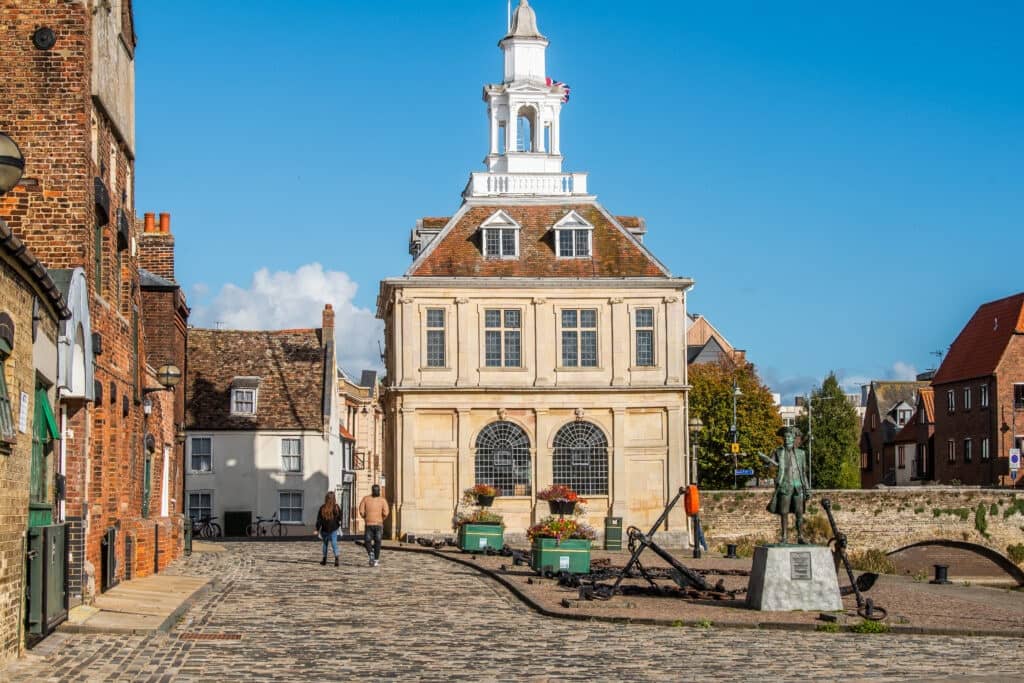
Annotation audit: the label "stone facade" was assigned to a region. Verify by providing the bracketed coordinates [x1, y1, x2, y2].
[339, 374, 384, 534]
[0, 224, 65, 662]
[700, 488, 1024, 567]
[378, 2, 694, 544]
[0, 0, 184, 606]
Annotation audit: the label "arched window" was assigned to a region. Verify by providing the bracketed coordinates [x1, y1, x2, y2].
[516, 106, 536, 152]
[553, 421, 609, 495]
[475, 421, 531, 496]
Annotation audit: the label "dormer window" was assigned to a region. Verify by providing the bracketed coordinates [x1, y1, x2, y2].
[230, 376, 260, 416]
[479, 210, 520, 259]
[552, 211, 593, 258]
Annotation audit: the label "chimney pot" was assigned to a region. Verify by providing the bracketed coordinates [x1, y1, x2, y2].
[144, 213, 155, 232]
[159, 213, 171, 233]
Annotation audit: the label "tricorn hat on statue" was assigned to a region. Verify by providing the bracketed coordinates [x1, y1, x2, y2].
[777, 425, 802, 438]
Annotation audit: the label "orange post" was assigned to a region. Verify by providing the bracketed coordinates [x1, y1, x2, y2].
[684, 484, 700, 517]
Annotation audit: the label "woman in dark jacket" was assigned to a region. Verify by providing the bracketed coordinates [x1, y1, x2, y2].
[316, 491, 343, 566]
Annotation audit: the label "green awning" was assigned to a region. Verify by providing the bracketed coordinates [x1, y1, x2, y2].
[38, 393, 59, 441]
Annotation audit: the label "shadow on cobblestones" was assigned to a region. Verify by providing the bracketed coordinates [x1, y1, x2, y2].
[4, 542, 1021, 682]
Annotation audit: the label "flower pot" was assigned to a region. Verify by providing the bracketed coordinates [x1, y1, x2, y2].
[459, 523, 504, 553]
[547, 500, 576, 515]
[531, 537, 591, 574]
[476, 494, 495, 508]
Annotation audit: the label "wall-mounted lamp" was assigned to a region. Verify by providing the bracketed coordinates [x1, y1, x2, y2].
[143, 363, 182, 396]
[0, 133, 25, 196]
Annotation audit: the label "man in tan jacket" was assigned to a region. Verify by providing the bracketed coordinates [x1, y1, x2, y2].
[358, 484, 389, 567]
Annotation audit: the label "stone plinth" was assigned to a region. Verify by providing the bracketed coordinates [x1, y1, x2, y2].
[746, 545, 842, 612]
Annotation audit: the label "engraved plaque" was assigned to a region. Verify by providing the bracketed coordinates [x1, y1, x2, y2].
[790, 551, 812, 581]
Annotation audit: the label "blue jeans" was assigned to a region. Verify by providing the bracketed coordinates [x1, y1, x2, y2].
[321, 529, 339, 558]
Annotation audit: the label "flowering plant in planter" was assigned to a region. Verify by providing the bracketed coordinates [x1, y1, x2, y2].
[536, 484, 585, 503]
[526, 516, 596, 542]
[453, 508, 504, 529]
[463, 483, 498, 502]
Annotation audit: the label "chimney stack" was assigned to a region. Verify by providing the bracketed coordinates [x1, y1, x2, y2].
[322, 304, 335, 349]
[138, 210, 176, 282]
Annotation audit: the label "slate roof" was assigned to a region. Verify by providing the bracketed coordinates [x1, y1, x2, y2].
[871, 381, 929, 418]
[139, 267, 177, 290]
[932, 292, 1024, 384]
[186, 328, 326, 431]
[409, 204, 668, 278]
[0, 223, 70, 319]
[359, 370, 377, 390]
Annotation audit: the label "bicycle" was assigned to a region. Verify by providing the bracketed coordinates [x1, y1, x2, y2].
[245, 512, 285, 537]
[191, 515, 222, 539]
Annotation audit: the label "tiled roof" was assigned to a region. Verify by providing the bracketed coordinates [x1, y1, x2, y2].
[421, 217, 449, 229]
[871, 381, 929, 416]
[615, 215, 644, 229]
[186, 328, 326, 431]
[409, 204, 667, 278]
[919, 388, 934, 423]
[340, 425, 354, 440]
[933, 293, 1024, 384]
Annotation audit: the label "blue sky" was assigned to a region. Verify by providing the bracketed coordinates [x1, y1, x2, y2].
[134, 1, 1023, 398]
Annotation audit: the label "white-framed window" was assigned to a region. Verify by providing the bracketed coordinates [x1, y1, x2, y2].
[634, 308, 655, 367]
[947, 439, 955, 463]
[484, 309, 521, 367]
[189, 437, 212, 472]
[187, 490, 213, 521]
[560, 309, 598, 368]
[963, 387, 971, 410]
[963, 438, 972, 463]
[281, 438, 302, 473]
[897, 408, 910, 426]
[552, 211, 593, 259]
[947, 389, 955, 413]
[425, 308, 446, 368]
[279, 491, 303, 523]
[980, 383, 989, 408]
[897, 445, 906, 469]
[981, 437, 990, 461]
[480, 210, 520, 259]
[231, 388, 257, 416]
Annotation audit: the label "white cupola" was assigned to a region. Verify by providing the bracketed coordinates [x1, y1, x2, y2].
[464, 0, 589, 199]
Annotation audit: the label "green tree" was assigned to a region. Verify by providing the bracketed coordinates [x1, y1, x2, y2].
[795, 372, 861, 489]
[689, 360, 782, 489]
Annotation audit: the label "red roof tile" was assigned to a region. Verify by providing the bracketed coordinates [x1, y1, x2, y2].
[421, 217, 449, 229]
[410, 204, 666, 278]
[919, 388, 934, 423]
[933, 293, 1024, 384]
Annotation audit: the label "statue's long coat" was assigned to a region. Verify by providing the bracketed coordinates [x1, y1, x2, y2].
[766, 446, 809, 514]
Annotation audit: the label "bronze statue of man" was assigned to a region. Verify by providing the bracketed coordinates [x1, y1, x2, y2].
[766, 426, 811, 544]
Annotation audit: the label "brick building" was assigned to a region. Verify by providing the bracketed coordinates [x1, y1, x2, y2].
[0, 0, 185, 606]
[184, 307, 340, 536]
[932, 293, 1024, 487]
[860, 380, 929, 487]
[0, 220, 67, 661]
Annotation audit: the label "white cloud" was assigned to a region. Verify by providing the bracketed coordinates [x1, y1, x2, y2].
[190, 263, 383, 373]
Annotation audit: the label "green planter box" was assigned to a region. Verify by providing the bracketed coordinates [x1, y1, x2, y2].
[459, 523, 504, 552]
[531, 537, 591, 574]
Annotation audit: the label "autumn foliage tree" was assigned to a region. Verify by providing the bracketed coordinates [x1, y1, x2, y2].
[689, 360, 782, 489]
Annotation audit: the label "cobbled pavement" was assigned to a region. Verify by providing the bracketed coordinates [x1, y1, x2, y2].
[4, 541, 1020, 682]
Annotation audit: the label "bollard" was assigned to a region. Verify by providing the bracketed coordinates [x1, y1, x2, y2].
[725, 543, 738, 559]
[184, 521, 193, 557]
[929, 564, 951, 584]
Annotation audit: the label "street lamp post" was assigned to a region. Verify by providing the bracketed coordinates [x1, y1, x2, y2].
[688, 416, 703, 486]
[731, 379, 742, 489]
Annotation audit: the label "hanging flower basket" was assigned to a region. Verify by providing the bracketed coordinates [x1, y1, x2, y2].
[463, 484, 499, 508]
[476, 494, 496, 508]
[537, 485, 586, 516]
[547, 499, 576, 515]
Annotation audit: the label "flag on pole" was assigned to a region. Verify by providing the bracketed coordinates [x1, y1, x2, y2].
[546, 76, 571, 103]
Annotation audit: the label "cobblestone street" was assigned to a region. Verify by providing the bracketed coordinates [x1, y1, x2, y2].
[6, 542, 1021, 682]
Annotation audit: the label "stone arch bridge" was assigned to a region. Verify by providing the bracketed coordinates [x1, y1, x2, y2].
[700, 487, 1024, 585]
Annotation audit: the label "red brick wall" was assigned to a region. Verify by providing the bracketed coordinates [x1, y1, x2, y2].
[996, 335, 1024, 488]
[0, 0, 184, 603]
[138, 214, 176, 282]
[932, 378, 1001, 485]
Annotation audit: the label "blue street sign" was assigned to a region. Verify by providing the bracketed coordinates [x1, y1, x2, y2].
[735, 468, 754, 476]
